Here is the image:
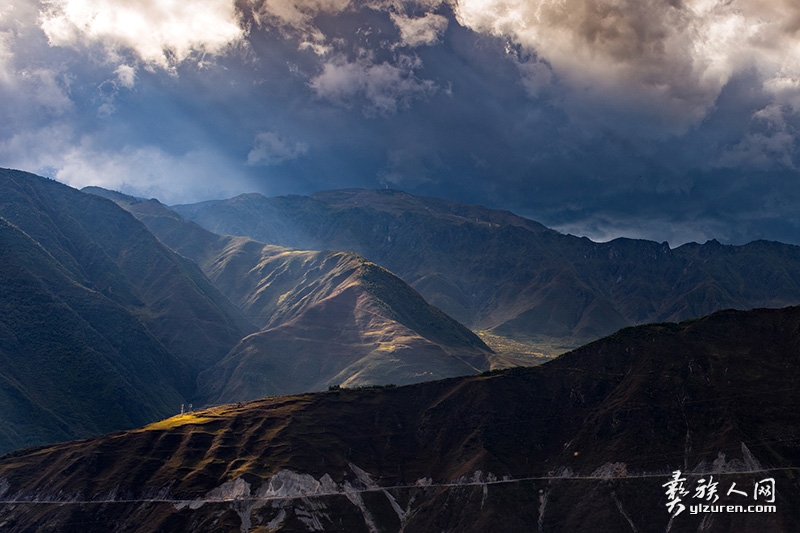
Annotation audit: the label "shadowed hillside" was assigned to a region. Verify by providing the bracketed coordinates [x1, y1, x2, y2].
[0, 217, 189, 453]
[1, 170, 253, 371]
[2, 305, 799, 532]
[0, 169, 254, 454]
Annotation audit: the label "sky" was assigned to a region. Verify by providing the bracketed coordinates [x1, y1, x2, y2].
[1, 0, 799, 246]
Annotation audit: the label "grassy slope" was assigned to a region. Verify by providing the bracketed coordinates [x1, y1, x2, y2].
[1, 170, 251, 372]
[0, 217, 189, 453]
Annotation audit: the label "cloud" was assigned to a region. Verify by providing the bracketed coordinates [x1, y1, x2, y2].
[39, 0, 246, 69]
[250, 0, 351, 29]
[247, 0, 451, 53]
[0, 30, 13, 84]
[0, 123, 252, 204]
[53, 142, 253, 204]
[247, 0, 352, 54]
[309, 53, 437, 114]
[114, 64, 136, 88]
[247, 131, 308, 166]
[0, 3, 73, 119]
[390, 12, 448, 47]
[452, 0, 800, 134]
[20, 68, 72, 113]
[716, 104, 798, 170]
[0, 65, 73, 129]
[0, 122, 76, 172]
[0, 0, 44, 85]
[1, 0, 798, 248]
[95, 64, 137, 116]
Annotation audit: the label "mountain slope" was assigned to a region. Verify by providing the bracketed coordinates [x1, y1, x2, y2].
[0, 170, 253, 371]
[0, 217, 189, 453]
[173, 189, 800, 353]
[85, 189, 497, 402]
[1, 305, 799, 532]
[0, 169, 254, 454]
[197, 252, 494, 403]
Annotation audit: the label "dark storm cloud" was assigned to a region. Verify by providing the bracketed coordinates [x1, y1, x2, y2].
[1, 0, 799, 243]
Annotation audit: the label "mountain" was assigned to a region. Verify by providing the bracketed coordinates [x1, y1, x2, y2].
[0, 217, 189, 453]
[196, 250, 495, 403]
[84, 190, 498, 402]
[2, 305, 799, 532]
[0, 169, 253, 454]
[0, 170, 253, 371]
[172, 189, 800, 354]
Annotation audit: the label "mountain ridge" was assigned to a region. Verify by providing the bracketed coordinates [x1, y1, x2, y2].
[172, 188, 800, 353]
[1, 304, 799, 531]
[0, 212, 189, 453]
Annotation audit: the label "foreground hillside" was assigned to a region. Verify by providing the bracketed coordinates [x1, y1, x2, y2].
[2, 306, 799, 532]
[174, 189, 800, 353]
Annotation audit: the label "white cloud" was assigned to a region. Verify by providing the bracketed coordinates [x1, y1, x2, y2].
[114, 64, 135, 88]
[94, 64, 136, 117]
[249, 0, 352, 54]
[247, 131, 308, 166]
[0, 0, 45, 85]
[0, 3, 75, 118]
[452, 0, 800, 134]
[0, 127, 252, 204]
[251, 0, 352, 29]
[310, 53, 437, 114]
[20, 68, 72, 113]
[390, 12, 448, 47]
[0, 122, 75, 172]
[249, 0, 450, 53]
[0, 30, 16, 85]
[39, 0, 246, 69]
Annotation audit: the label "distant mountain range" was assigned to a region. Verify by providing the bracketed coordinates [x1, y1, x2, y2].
[172, 189, 800, 352]
[2, 305, 798, 532]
